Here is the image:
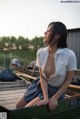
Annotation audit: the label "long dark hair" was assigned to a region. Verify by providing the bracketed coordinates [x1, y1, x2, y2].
[48, 21, 67, 48]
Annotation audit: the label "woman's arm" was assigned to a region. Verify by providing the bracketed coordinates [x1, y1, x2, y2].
[35, 50, 49, 105]
[54, 71, 74, 99]
[48, 71, 74, 110]
[36, 68, 49, 106]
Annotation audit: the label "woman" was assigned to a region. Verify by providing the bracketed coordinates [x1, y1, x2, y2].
[16, 21, 77, 110]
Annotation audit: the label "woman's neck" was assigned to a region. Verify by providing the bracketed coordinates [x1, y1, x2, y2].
[49, 45, 57, 55]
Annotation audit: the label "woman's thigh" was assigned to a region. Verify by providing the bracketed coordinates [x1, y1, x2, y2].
[25, 97, 41, 107]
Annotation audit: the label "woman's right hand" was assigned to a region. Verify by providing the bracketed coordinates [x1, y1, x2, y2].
[36, 98, 49, 106]
[48, 96, 58, 111]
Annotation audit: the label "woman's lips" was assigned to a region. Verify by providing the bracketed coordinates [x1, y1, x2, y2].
[43, 35, 46, 40]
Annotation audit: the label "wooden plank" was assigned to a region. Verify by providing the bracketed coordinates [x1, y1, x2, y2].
[21, 68, 39, 77]
[0, 98, 20, 104]
[0, 79, 30, 91]
[66, 88, 80, 96]
[69, 84, 80, 90]
[74, 69, 80, 77]
[0, 88, 26, 110]
[0, 93, 24, 100]
[0, 81, 26, 84]
[0, 88, 26, 95]
[0, 87, 27, 91]
[0, 85, 27, 91]
[1, 103, 17, 109]
[0, 84, 26, 88]
[15, 72, 36, 80]
[65, 94, 71, 98]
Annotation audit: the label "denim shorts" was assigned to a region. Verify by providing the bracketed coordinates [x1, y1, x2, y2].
[24, 78, 65, 103]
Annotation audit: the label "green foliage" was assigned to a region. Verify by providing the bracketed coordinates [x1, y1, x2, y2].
[16, 36, 30, 50]
[31, 36, 44, 52]
[0, 35, 44, 68]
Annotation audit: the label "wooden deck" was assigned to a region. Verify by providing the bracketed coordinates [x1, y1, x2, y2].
[0, 79, 30, 110]
[0, 88, 26, 110]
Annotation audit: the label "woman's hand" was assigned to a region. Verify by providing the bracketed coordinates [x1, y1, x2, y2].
[36, 99, 49, 106]
[48, 96, 58, 111]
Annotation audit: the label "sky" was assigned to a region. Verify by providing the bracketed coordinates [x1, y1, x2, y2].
[0, 0, 80, 39]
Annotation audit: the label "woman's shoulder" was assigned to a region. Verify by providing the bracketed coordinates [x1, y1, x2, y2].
[37, 47, 48, 54]
[64, 48, 75, 54]
[63, 48, 76, 57]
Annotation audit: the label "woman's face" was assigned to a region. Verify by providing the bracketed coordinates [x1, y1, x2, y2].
[43, 24, 54, 45]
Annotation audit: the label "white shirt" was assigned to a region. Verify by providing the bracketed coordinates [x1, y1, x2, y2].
[36, 47, 77, 87]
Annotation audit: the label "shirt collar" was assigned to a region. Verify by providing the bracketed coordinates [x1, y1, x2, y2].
[45, 47, 65, 54]
[56, 48, 65, 54]
[45, 47, 65, 55]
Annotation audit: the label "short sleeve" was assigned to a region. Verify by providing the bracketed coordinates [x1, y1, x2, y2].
[36, 49, 42, 68]
[67, 52, 77, 71]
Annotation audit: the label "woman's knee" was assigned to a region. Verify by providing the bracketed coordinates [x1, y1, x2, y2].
[16, 97, 27, 108]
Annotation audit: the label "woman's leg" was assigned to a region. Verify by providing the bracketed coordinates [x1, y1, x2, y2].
[16, 96, 41, 108]
[26, 97, 41, 107]
[16, 78, 41, 108]
[16, 97, 28, 108]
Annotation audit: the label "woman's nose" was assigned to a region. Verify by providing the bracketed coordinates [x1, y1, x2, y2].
[44, 31, 47, 35]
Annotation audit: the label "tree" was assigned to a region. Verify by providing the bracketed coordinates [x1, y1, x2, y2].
[0, 36, 10, 50]
[16, 36, 30, 50]
[9, 36, 17, 49]
[31, 36, 44, 52]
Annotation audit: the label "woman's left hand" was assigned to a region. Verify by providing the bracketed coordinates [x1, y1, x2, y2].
[48, 96, 58, 111]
